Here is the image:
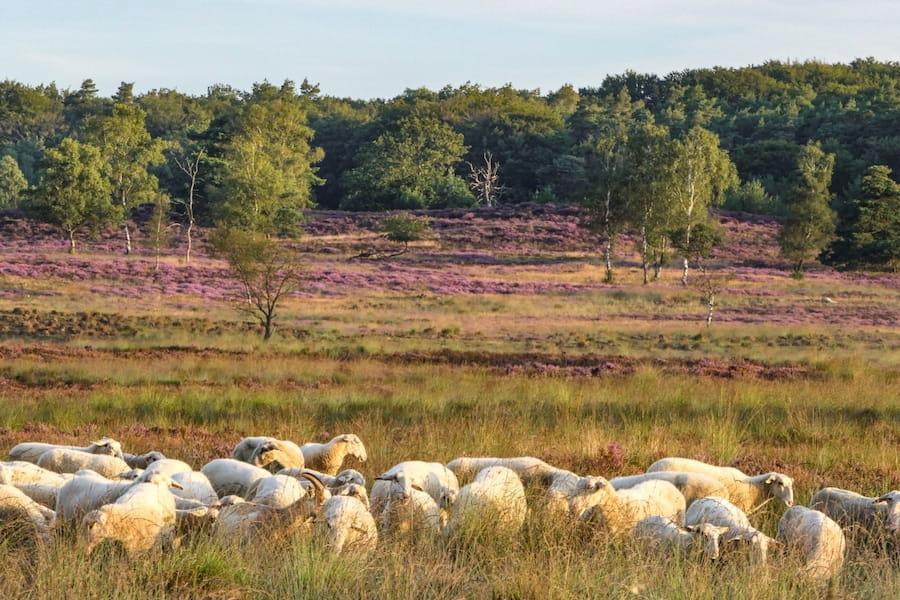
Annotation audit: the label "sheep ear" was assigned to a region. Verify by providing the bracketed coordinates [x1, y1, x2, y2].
[873, 495, 889, 504]
[764, 474, 776, 484]
[684, 525, 698, 532]
[412, 484, 424, 492]
[169, 480, 184, 490]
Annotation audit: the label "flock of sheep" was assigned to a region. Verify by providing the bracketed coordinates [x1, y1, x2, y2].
[1, 433, 898, 585]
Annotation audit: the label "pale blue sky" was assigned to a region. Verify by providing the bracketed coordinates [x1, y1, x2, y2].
[4, 0, 900, 99]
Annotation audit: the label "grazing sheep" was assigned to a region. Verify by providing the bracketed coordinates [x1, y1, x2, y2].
[249, 438, 305, 472]
[245, 474, 305, 509]
[446, 456, 562, 487]
[36, 448, 131, 478]
[611, 472, 731, 507]
[200, 458, 271, 498]
[647, 457, 794, 512]
[376, 470, 445, 540]
[684, 496, 780, 564]
[316, 491, 378, 555]
[810, 487, 900, 538]
[83, 473, 181, 555]
[569, 477, 686, 537]
[231, 436, 274, 463]
[370, 461, 460, 515]
[123, 451, 166, 469]
[300, 434, 368, 475]
[0, 483, 55, 545]
[633, 515, 731, 559]
[777, 505, 846, 581]
[8, 437, 125, 464]
[444, 466, 528, 541]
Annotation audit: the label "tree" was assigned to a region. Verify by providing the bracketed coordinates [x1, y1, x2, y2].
[666, 126, 738, 285]
[341, 115, 472, 211]
[209, 228, 303, 341]
[84, 103, 167, 254]
[671, 221, 727, 326]
[169, 144, 205, 262]
[26, 138, 116, 252]
[380, 212, 431, 255]
[467, 151, 504, 207]
[0, 155, 27, 207]
[144, 191, 176, 273]
[213, 91, 323, 235]
[779, 142, 837, 277]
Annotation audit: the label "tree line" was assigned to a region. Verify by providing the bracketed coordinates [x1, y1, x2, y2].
[0, 59, 898, 276]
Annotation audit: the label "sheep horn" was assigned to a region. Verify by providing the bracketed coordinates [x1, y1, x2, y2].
[299, 472, 327, 503]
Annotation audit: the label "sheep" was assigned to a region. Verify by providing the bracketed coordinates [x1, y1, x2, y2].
[610, 471, 731, 507]
[370, 461, 459, 515]
[568, 476, 686, 538]
[249, 438, 305, 472]
[0, 461, 69, 487]
[200, 458, 271, 498]
[212, 473, 328, 544]
[777, 505, 846, 581]
[809, 487, 900, 538]
[446, 456, 563, 488]
[5, 482, 63, 510]
[300, 434, 368, 475]
[0, 483, 55, 546]
[55, 470, 142, 525]
[82, 472, 181, 555]
[231, 436, 274, 463]
[542, 469, 581, 518]
[375, 470, 445, 541]
[169, 470, 219, 507]
[123, 451, 166, 469]
[8, 437, 125, 464]
[245, 474, 305, 509]
[142, 459, 194, 478]
[633, 515, 731, 560]
[684, 496, 780, 564]
[36, 448, 131, 478]
[316, 491, 378, 555]
[444, 466, 528, 541]
[646, 457, 794, 512]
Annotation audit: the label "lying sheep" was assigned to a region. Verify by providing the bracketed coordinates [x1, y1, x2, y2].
[777, 505, 846, 581]
[276, 468, 366, 495]
[170, 470, 218, 508]
[200, 458, 271, 498]
[446, 456, 562, 488]
[444, 466, 528, 541]
[250, 438, 305, 472]
[6, 481, 63, 510]
[370, 461, 459, 515]
[0, 461, 69, 487]
[36, 448, 131, 478]
[316, 489, 378, 555]
[123, 451, 166, 469]
[56, 470, 143, 525]
[633, 515, 731, 559]
[809, 487, 900, 538]
[245, 474, 305, 509]
[375, 470, 445, 541]
[300, 434, 368, 475]
[0, 483, 55, 546]
[611, 472, 730, 507]
[143, 459, 194, 478]
[684, 496, 780, 564]
[542, 469, 581, 518]
[647, 457, 794, 512]
[83, 472, 181, 555]
[8, 437, 126, 464]
[569, 477, 686, 537]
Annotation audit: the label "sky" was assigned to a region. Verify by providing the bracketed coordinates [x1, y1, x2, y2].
[4, 0, 900, 100]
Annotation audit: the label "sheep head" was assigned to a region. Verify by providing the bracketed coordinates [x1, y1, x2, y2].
[92, 438, 125, 461]
[569, 476, 611, 520]
[339, 434, 367, 463]
[250, 441, 282, 469]
[685, 523, 730, 559]
[874, 491, 900, 535]
[764, 473, 794, 507]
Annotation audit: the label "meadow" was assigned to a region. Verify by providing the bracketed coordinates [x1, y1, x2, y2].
[0, 205, 897, 599]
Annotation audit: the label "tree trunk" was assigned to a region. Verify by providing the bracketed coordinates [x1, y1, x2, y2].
[185, 219, 193, 263]
[641, 225, 649, 285]
[681, 257, 690, 286]
[68, 230, 76, 254]
[123, 222, 132, 255]
[706, 293, 715, 327]
[263, 313, 274, 340]
[603, 237, 613, 283]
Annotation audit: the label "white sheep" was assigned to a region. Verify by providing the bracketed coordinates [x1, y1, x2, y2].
[0, 483, 55, 545]
[36, 448, 131, 478]
[55, 470, 142, 525]
[200, 458, 271, 498]
[446, 456, 562, 487]
[375, 470, 445, 541]
[170, 471, 219, 507]
[245, 474, 305, 509]
[0, 460, 69, 487]
[123, 451, 166, 469]
[542, 469, 581, 518]
[276, 467, 367, 495]
[809, 487, 900, 538]
[5, 481, 63, 510]
[82, 472, 181, 555]
[610, 471, 731, 507]
[684, 496, 780, 564]
[8, 437, 125, 464]
[300, 434, 368, 475]
[316, 491, 378, 555]
[370, 461, 459, 515]
[647, 457, 794, 512]
[569, 476, 686, 537]
[633, 515, 731, 560]
[231, 436, 274, 462]
[444, 466, 528, 541]
[777, 505, 846, 581]
[142, 458, 194, 478]
[249, 438, 306, 472]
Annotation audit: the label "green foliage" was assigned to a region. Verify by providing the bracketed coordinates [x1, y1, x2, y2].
[0, 155, 27, 207]
[779, 142, 837, 275]
[379, 212, 431, 251]
[724, 179, 778, 214]
[25, 137, 117, 252]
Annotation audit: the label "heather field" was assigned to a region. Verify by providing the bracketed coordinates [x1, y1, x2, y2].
[0, 205, 898, 599]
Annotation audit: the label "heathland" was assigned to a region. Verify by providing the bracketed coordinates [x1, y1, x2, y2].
[0, 204, 897, 599]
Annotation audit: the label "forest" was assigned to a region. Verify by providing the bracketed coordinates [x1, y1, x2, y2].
[1, 58, 900, 274]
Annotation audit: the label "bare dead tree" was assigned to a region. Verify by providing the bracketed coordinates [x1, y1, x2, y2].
[693, 259, 732, 328]
[172, 147, 204, 263]
[467, 151, 505, 207]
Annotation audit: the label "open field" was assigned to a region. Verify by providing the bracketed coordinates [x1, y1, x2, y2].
[0, 205, 898, 598]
